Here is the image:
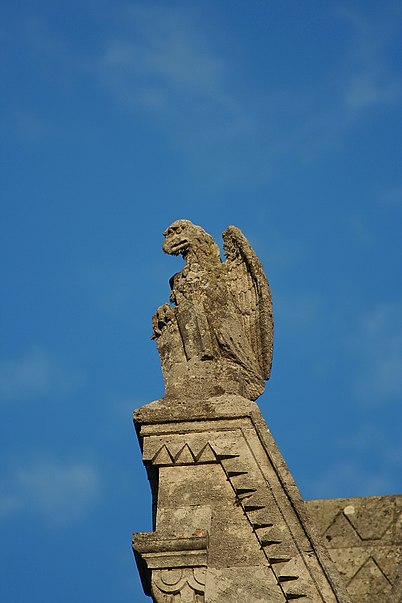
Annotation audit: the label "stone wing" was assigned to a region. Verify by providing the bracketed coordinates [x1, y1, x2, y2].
[222, 226, 274, 380]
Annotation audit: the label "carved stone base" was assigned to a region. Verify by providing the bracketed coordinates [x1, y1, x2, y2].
[133, 395, 353, 603]
[161, 357, 264, 402]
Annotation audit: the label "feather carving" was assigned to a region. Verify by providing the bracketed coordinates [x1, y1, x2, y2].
[222, 226, 274, 380]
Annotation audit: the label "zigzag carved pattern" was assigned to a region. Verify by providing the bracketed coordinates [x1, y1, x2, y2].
[218, 451, 313, 602]
[151, 443, 218, 466]
[319, 505, 400, 600]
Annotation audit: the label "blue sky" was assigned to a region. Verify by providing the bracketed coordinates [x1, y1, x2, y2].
[1, 1, 401, 601]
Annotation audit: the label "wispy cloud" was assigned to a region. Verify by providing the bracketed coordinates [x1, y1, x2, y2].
[0, 458, 101, 527]
[338, 5, 402, 110]
[344, 72, 400, 110]
[0, 348, 80, 403]
[0, 110, 53, 144]
[93, 6, 259, 186]
[98, 6, 234, 118]
[92, 4, 402, 181]
[310, 459, 397, 499]
[308, 423, 402, 498]
[379, 185, 402, 208]
[5, 5, 401, 184]
[351, 301, 402, 405]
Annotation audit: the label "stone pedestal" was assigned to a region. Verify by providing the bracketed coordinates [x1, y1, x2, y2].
[132, 395, 352, 603]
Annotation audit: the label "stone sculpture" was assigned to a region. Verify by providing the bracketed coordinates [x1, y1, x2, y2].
[151, 219, 273, 401]
[132, 221, 401, 603]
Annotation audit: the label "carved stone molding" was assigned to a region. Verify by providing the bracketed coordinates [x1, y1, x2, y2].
[143, 439, 218, 467]
[132, 532, 208, 603]
[152, 568, 206, 603]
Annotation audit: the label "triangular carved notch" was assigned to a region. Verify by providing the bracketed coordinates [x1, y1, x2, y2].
[259, 526, 283, 546]
[277, 558, 301, 582]
[174, 444, 196, 464]
[152, 445, 174, 466]
[196, 443, 217, 464]
[235, 487, 257, 498]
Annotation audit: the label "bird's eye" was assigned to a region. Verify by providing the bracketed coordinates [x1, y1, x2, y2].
[176, 226, 182, 234]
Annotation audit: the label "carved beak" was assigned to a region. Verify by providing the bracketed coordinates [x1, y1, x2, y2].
[163, 235, 188, 256]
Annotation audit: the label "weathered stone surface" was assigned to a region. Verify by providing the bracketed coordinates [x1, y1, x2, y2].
[131, 220, 401, 603]
[306, 495, 402, 603]
[151, 220, 274, 401]
[133, 396, 353, 602]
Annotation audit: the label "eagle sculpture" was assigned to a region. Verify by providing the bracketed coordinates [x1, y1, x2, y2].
[152, 220, 273, 401]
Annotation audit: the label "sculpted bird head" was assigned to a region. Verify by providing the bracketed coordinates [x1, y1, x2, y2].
[162, 219, 220, 262]
[162, 219, 193, 256]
